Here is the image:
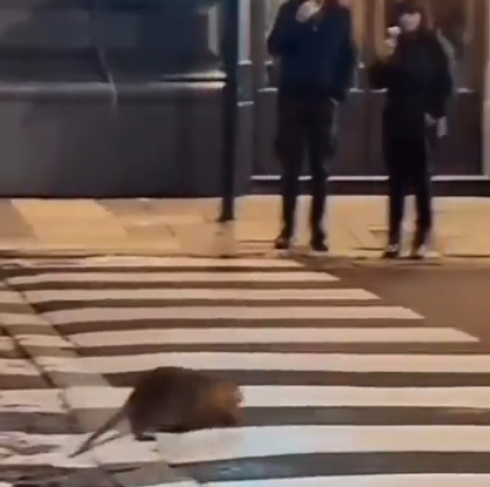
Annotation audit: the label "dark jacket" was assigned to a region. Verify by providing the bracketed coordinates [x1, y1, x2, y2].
[368, 29, 453, 135]
[267, 0, 356, 103]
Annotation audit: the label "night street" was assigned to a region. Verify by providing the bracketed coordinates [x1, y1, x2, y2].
[1, 257, 490, 487]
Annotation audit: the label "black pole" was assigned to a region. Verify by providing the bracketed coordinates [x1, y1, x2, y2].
[219, 0, 239, 223]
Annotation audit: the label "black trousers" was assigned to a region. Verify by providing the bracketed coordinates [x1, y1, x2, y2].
[383, 122, 433, 245]
[274, 97, 337, 240]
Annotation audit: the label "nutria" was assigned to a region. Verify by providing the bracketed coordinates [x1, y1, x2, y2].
[70, 366, 243, 457]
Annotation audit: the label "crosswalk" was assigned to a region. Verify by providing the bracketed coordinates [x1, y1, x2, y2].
[1, 256, 490, 487]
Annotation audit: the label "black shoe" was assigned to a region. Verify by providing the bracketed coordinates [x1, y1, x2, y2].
[409, 230, 429, 260]
[274, 234, 291, 250]
[408, 244, 427, 260]
[382, 244, 400, 259]
[310, 238, 329, 253]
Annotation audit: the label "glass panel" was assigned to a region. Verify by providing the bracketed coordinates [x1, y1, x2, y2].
[265, 0, 287, 37]
[350, 0, 366, 57]
[346, 0, 366, 89]
[430, 0, 482, 90]
[376, 0, 483, 90]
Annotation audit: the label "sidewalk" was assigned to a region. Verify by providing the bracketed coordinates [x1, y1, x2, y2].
[0, 195, 489, 259]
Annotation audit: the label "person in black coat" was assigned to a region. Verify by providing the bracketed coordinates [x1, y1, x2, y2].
[368, 0, 453, 259]
[267, 0, 356, 252]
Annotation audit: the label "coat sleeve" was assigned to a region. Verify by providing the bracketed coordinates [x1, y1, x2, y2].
[267, 1, 303, 58]
[330, 8, 357, 103]
[426, 32, 454, 119]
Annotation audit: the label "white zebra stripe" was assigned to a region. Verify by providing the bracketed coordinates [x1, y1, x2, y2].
[0, 336, 17, 353]
[11, 333, 74, 349]
[68, 327, 476, 347]
[0, 291, 24, 303]
[7, 271, 339, 285]
[203, 475, 490, 487]
[23, 287, 379, 303]
[35, 352, 490, 374]
[43, 306, 422, 325]
[0, 358, 44, 376]
[156, 424, 490, 463]
[0, 431, 160, 467]
[19, 257, 304, 269]
[3, 426, 490, 468]
[5, 385, 490, 413]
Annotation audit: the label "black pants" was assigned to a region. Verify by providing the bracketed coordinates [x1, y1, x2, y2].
[383, 124, 432, 245]
[274, 97, 337, 240]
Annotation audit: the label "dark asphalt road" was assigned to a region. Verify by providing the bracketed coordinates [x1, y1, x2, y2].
[2, 258, 490, 487]
[333, 266, 490, 342]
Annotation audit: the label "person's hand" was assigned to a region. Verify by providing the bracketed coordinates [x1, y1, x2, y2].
[424, 113, 437, 127]
[295, 0, 322, 23]
[378, 37, 397, 60]
[378, 27, 400, 60]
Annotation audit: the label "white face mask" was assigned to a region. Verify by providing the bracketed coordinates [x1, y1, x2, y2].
[399, 12, 422, 32]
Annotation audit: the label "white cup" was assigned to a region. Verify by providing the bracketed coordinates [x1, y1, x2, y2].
[296, 0, 322, 23]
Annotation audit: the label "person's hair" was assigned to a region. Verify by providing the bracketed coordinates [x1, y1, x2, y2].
[390, 0, 434, 31]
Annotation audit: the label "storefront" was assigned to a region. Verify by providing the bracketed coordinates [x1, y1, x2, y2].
[0, 0, 486, 197]
[251, 0, 487, 187]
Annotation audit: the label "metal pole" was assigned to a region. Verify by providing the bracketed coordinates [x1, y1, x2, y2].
[219, 0, 239, 223]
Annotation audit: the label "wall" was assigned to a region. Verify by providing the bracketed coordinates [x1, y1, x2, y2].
[0, 0, 253, 197]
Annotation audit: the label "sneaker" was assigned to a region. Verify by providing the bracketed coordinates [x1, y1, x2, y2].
[409, 230, 430, 260]
[408, 244, 428, 260]
[274, 234, 291, 250]
[382, 243, 400, 259]
[310, 238, 329, 253]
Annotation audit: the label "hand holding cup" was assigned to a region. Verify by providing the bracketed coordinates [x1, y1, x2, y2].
[296, 0, 322, 23]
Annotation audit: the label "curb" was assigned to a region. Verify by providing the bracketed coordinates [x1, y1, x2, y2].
[3, 247, 490, 268]
[0, 280, 196, 487]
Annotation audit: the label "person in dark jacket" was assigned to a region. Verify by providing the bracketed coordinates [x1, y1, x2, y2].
[368, 0, 453, 259]
[267, 0, 356, 252]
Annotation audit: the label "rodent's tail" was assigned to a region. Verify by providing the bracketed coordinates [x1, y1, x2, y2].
[70, 405, 127, 457]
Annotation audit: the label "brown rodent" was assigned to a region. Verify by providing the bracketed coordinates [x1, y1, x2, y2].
[70, 366, 243, 457]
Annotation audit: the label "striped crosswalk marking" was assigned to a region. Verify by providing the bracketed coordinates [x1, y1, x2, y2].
[0, 257, 488, 487]
[5, 385, 490, 410]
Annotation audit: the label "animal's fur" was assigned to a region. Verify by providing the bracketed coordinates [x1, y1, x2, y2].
[70, 366, 242, 457]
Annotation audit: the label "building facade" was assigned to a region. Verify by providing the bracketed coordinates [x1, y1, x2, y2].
[0, 0, 486, 197]
[251, 0, 488, 192]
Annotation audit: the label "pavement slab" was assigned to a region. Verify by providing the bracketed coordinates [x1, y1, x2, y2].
[0, 196, 485, 259]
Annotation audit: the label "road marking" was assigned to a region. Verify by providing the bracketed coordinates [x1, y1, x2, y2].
[11, 334, 74, 349]
[0, 291, 23, 304]
[4, 426, 490, 468]
[68, 327, 476, 347]
[44, 306, 422, 325]
[0, 431, 160, 467]
[0, 389, 66, 413]
[8, 271, 339, 285]
[35, 352, 490, 374]
[0, 336, 17, 353]
[156, 424, 490, 463]
[0, 358, 45, 376]
[27, 257, 305, 268]
[6, 386, 490, 412]
[23, 288, 379, 303]
[203, 474, 490, 487]
[0, 312, 50, 326]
